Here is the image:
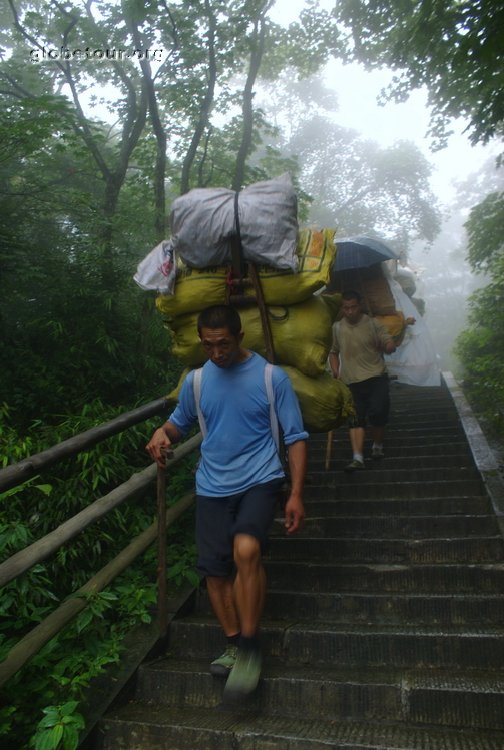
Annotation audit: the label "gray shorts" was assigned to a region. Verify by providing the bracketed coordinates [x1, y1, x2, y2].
[195, 479, 283, 577]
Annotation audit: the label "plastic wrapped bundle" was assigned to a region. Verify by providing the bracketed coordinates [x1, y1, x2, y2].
[170, 174, 298, 271]
[155, 228, 336, 317]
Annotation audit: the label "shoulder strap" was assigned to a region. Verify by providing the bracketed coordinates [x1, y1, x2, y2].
[192, 363, 279, 451]
[192, 367, 207, 437]
[264, 363, 280, 453]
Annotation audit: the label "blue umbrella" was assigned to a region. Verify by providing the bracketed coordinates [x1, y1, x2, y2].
[334, 235, 398, 271]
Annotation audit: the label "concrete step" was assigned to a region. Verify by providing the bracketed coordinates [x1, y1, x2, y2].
[97, 706, 504, 750]
[280, 515, 500, 538]
[307, 467, 482, 483]
[307, 479, 487, 500]
[261, 591, 504, 626]
[169, 618, 504, 671]
[264, 560, 504, 593]
[331, 439, 473, 454]
[266, 536, 504, 563]
[320, 425, 469, 443]
[309, 454, 478, 471]
[133, 659, 504, 731]
[293, 497, 493, 516]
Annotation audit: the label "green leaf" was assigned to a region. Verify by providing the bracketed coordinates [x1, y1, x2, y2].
[34, 484, 53, 497]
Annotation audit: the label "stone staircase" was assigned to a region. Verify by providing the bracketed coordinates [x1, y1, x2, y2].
[94, 377, 504, 749]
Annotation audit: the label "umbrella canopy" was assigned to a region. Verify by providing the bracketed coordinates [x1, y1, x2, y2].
[334, 235, 398, 271]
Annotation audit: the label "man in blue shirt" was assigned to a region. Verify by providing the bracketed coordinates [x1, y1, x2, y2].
[146, 304, 308, 701]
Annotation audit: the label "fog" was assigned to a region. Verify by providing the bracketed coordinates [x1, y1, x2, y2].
[268, 0, 501, 375]
[328, 65, 498, 375]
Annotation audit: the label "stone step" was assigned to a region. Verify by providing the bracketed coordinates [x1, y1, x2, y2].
[277, 514, 500, 539]
[309, 437, 472, 455]
[169, 618, 504, 671]
[264, 561, 504, 593]
[307, 479, 487, 500]
[266, 536, 504, 563]
[320, 425, 468, 443]
[309, 454, 477, 470]
[307, 467, 481, 484]
[260, 591, 504, 626]
[293, 497, 492, 516]
[97, 705, 504, 750]
[133, 659, 504, 731]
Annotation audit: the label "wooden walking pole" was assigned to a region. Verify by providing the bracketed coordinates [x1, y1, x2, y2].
[156, 448, 172, 637]
[248, 262, 276, 363]
[325, 430, 333, 471]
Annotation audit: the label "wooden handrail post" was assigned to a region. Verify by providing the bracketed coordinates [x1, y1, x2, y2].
[156, 454, 168, 637]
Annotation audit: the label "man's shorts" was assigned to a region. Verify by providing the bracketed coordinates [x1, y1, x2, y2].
[195, 478, 283, 578]
[348, 374, 390, 429]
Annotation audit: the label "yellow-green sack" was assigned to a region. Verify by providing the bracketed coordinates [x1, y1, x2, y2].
[281, 366, 355, 433]
[168, 296, 334, 378]
[156, 228, 336, 317]
[375, 311, 407, 346]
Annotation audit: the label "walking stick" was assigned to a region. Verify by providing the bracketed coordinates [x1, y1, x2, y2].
[157, 448, 173, 637]
[325, 430, 333, 470]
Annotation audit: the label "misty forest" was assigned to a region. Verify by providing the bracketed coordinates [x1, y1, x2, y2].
[1, 0, 504, 748]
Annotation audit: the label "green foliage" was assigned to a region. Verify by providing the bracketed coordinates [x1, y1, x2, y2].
[455, 272, 504, 436]
[0, 400, 198, 749]
[335, 0, 504, 147]
[465, 190, 504, 274]
[455, 181, 504, 436]
[31, 702, 85, 750]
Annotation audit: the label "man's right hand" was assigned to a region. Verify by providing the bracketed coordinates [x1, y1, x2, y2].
[146, 427, 173, 468]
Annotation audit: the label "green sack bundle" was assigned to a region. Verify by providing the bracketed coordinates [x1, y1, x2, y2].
[167, 296, 336, 378]
[156, 228, 336, 317]
[281, 366, 355, 433]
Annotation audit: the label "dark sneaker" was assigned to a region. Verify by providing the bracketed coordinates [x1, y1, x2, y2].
[223, 647, 262, 700]
[344, 459, 365, 473]
[371, 446, 385, 460]
[210, 645, 237, 677]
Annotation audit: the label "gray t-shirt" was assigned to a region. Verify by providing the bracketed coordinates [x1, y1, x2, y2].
[331, 314, 392, 384]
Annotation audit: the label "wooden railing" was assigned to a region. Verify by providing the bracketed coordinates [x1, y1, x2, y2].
[0, 397, 202, 687]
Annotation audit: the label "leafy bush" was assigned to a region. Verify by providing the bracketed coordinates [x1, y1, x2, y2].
[0, 401, 199, 750]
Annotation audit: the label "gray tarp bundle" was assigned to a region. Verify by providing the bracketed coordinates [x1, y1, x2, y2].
[170, 173, 299, 272]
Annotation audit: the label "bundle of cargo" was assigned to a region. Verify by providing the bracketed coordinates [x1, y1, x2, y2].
[155, 225, 337, 318]
[134, 177, 355, 432]
[327, 238, 414, 346]
[170, 173, 298, 271]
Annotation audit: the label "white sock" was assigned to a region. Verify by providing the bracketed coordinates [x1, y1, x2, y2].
[372, 443, 383, 450]
[353, 453, 364, 462]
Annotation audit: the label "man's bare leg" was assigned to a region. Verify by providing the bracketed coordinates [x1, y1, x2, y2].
[224, 533, 264, 699]
[206, 575, 241, 678]
[232, 533, 265, 637]
[349, 426, 366, 459]
[205, 575, 240, 637]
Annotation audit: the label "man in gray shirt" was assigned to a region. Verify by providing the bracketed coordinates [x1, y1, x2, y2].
[329, 290, 396, 472]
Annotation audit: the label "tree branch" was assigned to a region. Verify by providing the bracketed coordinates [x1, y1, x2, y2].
[179, 0, 217, 195]
[232, 4, 269, 191]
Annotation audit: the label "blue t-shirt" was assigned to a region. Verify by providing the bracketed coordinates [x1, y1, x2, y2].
[168, 352, 308, 497]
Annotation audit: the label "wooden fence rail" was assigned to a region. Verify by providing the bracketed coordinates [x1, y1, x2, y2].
[0, 397, 169, 494]
[0, 400, 202, 687]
